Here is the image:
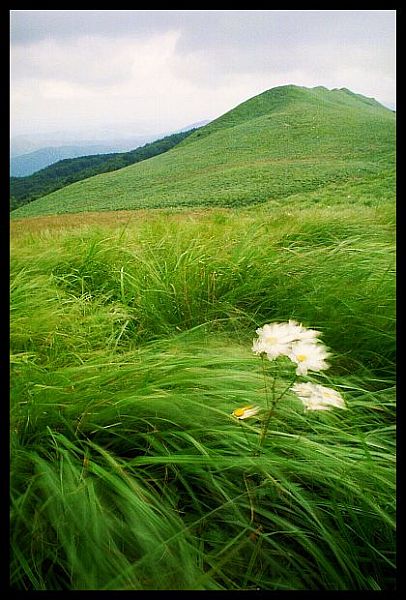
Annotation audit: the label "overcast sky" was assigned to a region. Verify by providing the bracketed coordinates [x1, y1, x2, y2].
[10, 10, 396, 139]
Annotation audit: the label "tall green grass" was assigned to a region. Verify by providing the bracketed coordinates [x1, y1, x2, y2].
[10, 202, 396, 590]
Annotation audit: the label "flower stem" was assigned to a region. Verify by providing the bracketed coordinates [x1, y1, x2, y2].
[274, 372, 297, 405]
[256, 370, 297, 455]
[261, 354, 271, 410]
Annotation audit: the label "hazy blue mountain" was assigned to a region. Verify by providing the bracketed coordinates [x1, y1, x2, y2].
[10, 141, 156, 177]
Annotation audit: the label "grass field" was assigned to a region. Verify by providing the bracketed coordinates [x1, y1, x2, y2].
[10, 191, 396, 590]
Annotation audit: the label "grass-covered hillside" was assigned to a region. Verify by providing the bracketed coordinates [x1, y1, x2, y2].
[10, 129, 195, 212]
[10, 85, 395, 218]
[10, 193, 396, 590]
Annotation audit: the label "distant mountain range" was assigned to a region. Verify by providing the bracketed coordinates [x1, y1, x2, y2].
[11, 85, 395, 219]
[10, 121, 210, 177]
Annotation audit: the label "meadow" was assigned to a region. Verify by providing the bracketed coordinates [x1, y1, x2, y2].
[10, 190, 396, 590]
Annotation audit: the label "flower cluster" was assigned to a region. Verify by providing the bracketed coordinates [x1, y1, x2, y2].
[252, 320, 330, 376]
[232, 321, 346, 420]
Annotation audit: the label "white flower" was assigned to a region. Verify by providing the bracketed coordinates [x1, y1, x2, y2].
[253, 322, 294, 358]
[286, 320, 321, 342]
[252, 335, 292, 359]
[252, 320, 322, 361]
[291, 382, 346, 411]
[288, 340, 330, 376]
[232, 405, 260, 420]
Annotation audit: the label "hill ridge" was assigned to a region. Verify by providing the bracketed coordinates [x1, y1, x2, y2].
[11, 84, 395, 219]
[181, 85, 391, 146]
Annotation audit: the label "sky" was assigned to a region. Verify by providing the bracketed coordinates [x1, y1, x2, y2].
[10, 9, 396, 140]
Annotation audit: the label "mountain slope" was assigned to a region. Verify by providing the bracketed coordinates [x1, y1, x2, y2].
[11, 85, 395, 219]
[10, 129, 197, 211]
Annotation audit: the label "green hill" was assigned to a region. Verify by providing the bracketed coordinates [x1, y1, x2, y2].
[11, 85, 395, 218]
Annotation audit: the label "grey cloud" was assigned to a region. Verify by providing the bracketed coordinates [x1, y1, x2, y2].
[11, 10, 395, 48]
[10, 10, 192, 44]
[173, 11, 396, 65]
[11, 10, 395, 85]
[11, 36, 141, 88]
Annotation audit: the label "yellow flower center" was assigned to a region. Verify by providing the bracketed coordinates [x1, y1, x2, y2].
[234, 406, 252, 417]
[296, 354, 307, 362]
[264, 336, 278, 345]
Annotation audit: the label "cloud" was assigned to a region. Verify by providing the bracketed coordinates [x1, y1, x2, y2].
[10, 10, 173, 44]
[10, 29, 212, 135]
[10, 10, 396, 137]
[10, 10, 396, 49]
[10, 31, 181, 87]
[169, 10, 396, 84]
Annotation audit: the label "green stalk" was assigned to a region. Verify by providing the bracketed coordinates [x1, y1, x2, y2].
[257, 367, 297, 455]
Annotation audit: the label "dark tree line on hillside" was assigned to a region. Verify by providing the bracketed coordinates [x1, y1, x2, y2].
[10, 129, 196, 212]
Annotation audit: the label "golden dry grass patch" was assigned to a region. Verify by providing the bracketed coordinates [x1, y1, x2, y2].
[10, 207, 231, 238]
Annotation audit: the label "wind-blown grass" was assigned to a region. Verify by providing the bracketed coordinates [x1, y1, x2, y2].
[11, 201, 395, 373]
[10, 201, 396, 590]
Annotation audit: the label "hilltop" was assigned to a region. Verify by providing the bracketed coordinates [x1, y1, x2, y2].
[11, 85, 395, 218]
